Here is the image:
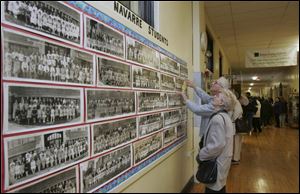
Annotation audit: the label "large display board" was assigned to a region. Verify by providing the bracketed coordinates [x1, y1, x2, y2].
[1, 1, 188, 193]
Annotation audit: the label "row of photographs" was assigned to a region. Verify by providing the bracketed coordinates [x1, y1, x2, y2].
[4, 121, 187, 192]
[3, 83, 187, 134]
[1, 28, 188, 91]
[1, 1, 188, 77]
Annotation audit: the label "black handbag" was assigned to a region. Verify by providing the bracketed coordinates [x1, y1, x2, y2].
[195, 110, 226, 184]
[235, 117, 250, 134]
[196, 156, 218, 184]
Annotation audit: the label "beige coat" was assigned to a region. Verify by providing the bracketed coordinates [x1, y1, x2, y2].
[199, 112, 234, 191]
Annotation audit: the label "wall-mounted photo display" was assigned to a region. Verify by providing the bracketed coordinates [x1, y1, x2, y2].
[86, 89, 136, 122]
[160, 53, 180, 76]
[10, 167, 78, 193]
[97, 57, 131, 88]
[3, 83, 83, 134]
[132, 66, 160, 90]
[177, 121, 187, 138]
[85, 15, 125, 59]
[2, 29, 95, 86]
[168, 93, 184, 108]
[175, 78, 188, 94]
[133, 133, 162, 165]
[92, 118, 137, 156]
[180, 65, 188, 79]
[80, 145, 132, 193]
[4, 125, 89, 190]
[138, 113, 163, 138]
[164, 110, 181, 127]
[137, 92, 167, 113]
[160, 74, 175, 91]
[126, 36, 160, 70]
[163, 127, 177, 147]
[1, 1, 82, 46]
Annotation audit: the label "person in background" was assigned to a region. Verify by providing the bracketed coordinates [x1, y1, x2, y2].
[273, 97, 282, 128]
[245, 92, 257, 134]
[279, 96, 288, 128]
[253, 97, 262, 133]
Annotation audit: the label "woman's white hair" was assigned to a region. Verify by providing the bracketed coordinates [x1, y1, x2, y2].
[219, 88, 236, 111]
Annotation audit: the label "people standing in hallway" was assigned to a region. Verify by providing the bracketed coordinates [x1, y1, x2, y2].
[273, 97, 282, 128]
[253, 97, 262, 133]
[198, 88, 234, 193]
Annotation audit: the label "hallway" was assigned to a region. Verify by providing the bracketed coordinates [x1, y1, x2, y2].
[190, 125, 299, 193]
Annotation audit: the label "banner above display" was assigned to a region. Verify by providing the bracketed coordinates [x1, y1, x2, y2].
[245, 47, 298, 68]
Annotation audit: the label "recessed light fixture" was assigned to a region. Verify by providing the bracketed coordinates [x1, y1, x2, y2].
[250, 83, 254, 86]
[252, 76, 258, 80]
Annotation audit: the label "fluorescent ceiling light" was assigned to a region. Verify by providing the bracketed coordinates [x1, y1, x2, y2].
[252, 76, 258, 80]
[250, 83, 254, 86]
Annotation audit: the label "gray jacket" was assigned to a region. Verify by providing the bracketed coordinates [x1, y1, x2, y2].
[199, 112, 234, 191]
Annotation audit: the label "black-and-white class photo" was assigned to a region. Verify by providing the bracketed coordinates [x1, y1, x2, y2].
[138, 113, 163, 138]
[164, 110, 181, 127]
[85, 16, 124, 58]
[133, 66, 160, 90]
[133, 133, 162, 164]
[87, 90, 135, 121]
[160, 54, 180, 76]
[180, 65, 188, 79]
[2, 1, 81, 45]
[4, 126, 89, 189]
[161, 74, 175, 91]
[12, 167, 78, 193]
[80, 145, 131, 193]
[2, 29, 94, 85]
[3, 84, 83, 134]
[163, 127, 177, 146]
[138, 92, 167, 113]
[168, 93, 184, 108]
[177, 122, 187, 138]
[93, 118, 137, 155]
[126, 36, 160, 69]
[181, 107, 188, 122]
[175, 78, 188, 94]
[97, 57, 131, 88]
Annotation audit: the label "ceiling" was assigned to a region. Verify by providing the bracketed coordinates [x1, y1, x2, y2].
[204, 1, 299, 91]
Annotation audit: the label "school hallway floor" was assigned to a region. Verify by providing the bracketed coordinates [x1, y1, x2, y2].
[189, 125, 299, 193]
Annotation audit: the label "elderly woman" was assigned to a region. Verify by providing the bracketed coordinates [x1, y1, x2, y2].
[182, 88, 234, 193]
[200, 89, 234, 193]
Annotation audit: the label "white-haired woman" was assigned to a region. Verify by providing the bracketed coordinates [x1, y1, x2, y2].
[182, 89, 234, 193]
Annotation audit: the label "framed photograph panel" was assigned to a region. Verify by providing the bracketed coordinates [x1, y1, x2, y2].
[164, 110, 181, 127]
[84, 15, 125, 59]
[92, 118, 137, 156]
[3, 83, 84, 134]
[126, 36, 160, 70]
[160, 74, 175, 91]
[137, 92, 167, 113]
[9, 167, 79, 193]
[86, 89, 136, 122]
[1, 1, 82, 46]
[138, 113, 163, 138]
[177, 121, 187, 138]
[168, 93, 184, 108]
[133, 133, 162, 165]
[97, 57, 131, 88]
[163, 127, 177, 147]
[80, 145, 132, 193]
[4, 125, 89, 190]
[180, 65, 188, 79]
[2, 28, 95, 86]
[132, 66, 160, 90]
[160, 53, 180, 76]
